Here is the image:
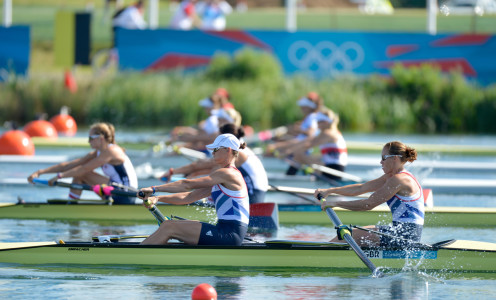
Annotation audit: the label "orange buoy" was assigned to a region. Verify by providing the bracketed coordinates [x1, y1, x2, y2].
[191, 283, 217, 300]
[0, 130, 35, 155]
[23, 120, 58, 139]
[50, 113, 77, 137]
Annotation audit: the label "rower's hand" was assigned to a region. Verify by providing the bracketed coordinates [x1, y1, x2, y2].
[27, 171, 40, 184]
[314, 188, 327, 200]
[138, 187, 154, 200]
[143, 196, 158, 208]
[320, 198, 338, 210]
[48, 176, 58, 186]
[160, 168, 174, 182]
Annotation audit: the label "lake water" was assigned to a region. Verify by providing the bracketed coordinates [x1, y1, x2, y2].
[1, 133, 496, 299]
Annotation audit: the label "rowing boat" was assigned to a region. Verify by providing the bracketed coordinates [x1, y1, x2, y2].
[1, 202, 495, 227]
[0, 239, 495, 273]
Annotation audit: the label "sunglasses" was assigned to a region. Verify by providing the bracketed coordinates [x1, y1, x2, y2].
[88, 134, 101, 141]
[212, 147, 228, 153]
[381, 154, 402, 162]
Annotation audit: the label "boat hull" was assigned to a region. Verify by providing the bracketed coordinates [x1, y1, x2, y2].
[0, 241, 494, 273]
[1, 202, 495, 227]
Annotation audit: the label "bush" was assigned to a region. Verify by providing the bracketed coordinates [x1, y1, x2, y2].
[1, 62, 495, 135]
[206, 48, 283, 81]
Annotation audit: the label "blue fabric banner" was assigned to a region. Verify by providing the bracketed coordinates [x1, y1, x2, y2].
[0, 26, 30, 81]
[117, 29, 496, 85]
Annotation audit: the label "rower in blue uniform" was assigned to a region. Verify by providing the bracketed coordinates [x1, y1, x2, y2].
[315, 141, 424, 247]
[139, 133, 249, 245]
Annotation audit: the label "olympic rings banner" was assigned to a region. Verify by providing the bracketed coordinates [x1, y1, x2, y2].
[117, 29, 496, 85]
[0, 26, 30, 82]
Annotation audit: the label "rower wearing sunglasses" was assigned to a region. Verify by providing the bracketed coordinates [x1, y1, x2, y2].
[27, 122, 138, 204]
[315, 141, 424, 248]
[138, 133, 249, 246]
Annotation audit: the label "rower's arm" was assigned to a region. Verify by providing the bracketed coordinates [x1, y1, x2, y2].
[153, 188, 211, 205]
[28, 152, 96, 183]
[317, 174, 388, 197]
[322, 176, 401, 211]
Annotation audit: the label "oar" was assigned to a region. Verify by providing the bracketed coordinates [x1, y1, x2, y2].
[138, 191, 167, 224]
[32, 178, 167, 224]
[268, 184, 319, 204]
[0, 241, 59, 251]
[245, 126, 289, 144]
[173, 145, 207, 160]
[317, 193, 383, 277]
[152, 141, 207, 161]
[268, 184, 371, 198]
[282, 158, 342, 186]
[310, 164, 363, 183]
[32, 178, 93, 192]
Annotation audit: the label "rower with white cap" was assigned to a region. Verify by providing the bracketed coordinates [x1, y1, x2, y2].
[282, 109, 348, 181]
[171, 94, 223, 151]
[138, 133, 250, 246]
[265, 92, 323, 175]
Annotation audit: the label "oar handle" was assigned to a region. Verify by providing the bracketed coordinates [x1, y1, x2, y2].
[318, 194, 383, 278]
[138, 191, 168, 224]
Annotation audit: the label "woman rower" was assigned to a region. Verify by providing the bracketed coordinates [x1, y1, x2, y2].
[161, 123, 268, 203]
[27, 122, 138, 204]
[170, 93, 222, 150]
[138, 133, 249, 245]
[171, 95, 242, 152]
[281, 110, 347, 181]
[315, 141, 424, 247]
[265, 92, 322, 175]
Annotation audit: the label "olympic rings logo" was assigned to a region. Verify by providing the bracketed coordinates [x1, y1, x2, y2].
[288, 40, 365, 75]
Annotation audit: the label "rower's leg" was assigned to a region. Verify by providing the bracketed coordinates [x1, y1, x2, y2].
[141, 220, 202, 245]
[70, 171, 108, 199]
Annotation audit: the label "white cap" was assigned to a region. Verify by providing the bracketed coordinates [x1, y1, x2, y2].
[206, 133, 241, 151]
[315, 112, 333, 123]
[297, 97, 317, 109]
[198, 98, 213, 108]
[214, 108, 234, 123]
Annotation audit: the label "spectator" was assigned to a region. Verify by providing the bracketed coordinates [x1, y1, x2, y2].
[196, 0, 233, 31]
[170, 0, 201, 30]
[112, 0, 146, 47]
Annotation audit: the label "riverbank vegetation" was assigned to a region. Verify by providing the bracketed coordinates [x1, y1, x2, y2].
[1, 49, 495, 134]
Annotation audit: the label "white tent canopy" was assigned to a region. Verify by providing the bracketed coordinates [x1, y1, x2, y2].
[3, 0, 12, 27]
